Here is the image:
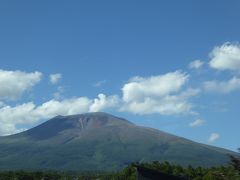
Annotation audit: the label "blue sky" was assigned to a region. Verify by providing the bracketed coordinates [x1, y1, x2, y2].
[0, 0, 239, 151]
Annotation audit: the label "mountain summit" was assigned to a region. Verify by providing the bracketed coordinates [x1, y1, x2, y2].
[24, 112, 133, 141]
[0, 112, 236, 171]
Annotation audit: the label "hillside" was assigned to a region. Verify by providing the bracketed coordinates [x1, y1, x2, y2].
[0, 112, 236, 171]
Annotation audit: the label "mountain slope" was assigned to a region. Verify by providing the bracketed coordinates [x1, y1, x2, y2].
[0, 112, 236, 171]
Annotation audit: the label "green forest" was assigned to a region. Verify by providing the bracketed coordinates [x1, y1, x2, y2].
[0, 154, 239, 180]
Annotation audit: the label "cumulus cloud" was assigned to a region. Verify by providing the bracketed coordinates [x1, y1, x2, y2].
[189, 60, 204, 69]
[0, 94, 119, 135]
[209, 42, 240, 71]
[0, 102, 40, 135]
[203, 77, 240, 93]
[121, 88, 199, 115]
[89, 94, 119, 112]
[189, 119, 205, 127]
[49, 73, 62, 84]
[0, 123, 22, 136]
[122, 71, 189, 103]
[208, 133, 220, 143]
[0, 70, 42, 100]
[120, 71, 199, 115]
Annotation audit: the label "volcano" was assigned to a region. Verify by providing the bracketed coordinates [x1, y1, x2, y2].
[0, 112, 236, 171]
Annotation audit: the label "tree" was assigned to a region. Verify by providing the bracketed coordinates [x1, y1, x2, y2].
[229, 148, 240, 173]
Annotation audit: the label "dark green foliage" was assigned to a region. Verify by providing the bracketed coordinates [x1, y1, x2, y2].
[113, 161, 240, 180]
[230, 155, 240, 172]
[1, 161, 240, 180]
[0, 171, 115, 180]
[0, 171, 70, 180]
[228, 148, 240, 175]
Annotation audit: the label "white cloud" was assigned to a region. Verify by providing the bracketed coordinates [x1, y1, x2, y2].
[0, 102, 39, 135]
[49, 73, 62, 84]
[120, 71, 199, 115]
[89, 94, 119, 112]
[0, 94, 118, 136]
[0, 123, 21, 136]
[203, 76, 240, 93]
[209, 42, 240, 71]
[120, 93, 195, 115]
[122, 71, 189, 103]
[0, 70, 42, 100]
[208, 133, 220, 143]
[189, 60, 204, 69]
[189, 119, 205, 127]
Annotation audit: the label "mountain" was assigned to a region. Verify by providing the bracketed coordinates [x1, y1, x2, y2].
[0, 112, 237, 171]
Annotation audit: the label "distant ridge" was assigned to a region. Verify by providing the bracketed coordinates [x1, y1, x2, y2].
[0, 112, 237, 171]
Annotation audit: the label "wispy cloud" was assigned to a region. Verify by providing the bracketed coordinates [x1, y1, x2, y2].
[53, 86, 64, 100]
[203, 77, 240, 93]
[189, 119, 205, 127]
[49, 73, 62, 84]
[189, 60, 204, 69]
[208, 133, 220, 143]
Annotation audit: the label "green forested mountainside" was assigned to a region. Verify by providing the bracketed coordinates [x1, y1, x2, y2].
[0, 112, 237, 171]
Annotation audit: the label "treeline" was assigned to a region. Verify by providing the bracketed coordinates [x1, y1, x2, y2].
[114, 161, 240, 180]
[113, 154, 240, 179]
[0, 155, 239, 180]
[0, 171, 112, 180]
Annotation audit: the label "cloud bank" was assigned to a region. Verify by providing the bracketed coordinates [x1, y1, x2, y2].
[0, 94, 118, 135]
